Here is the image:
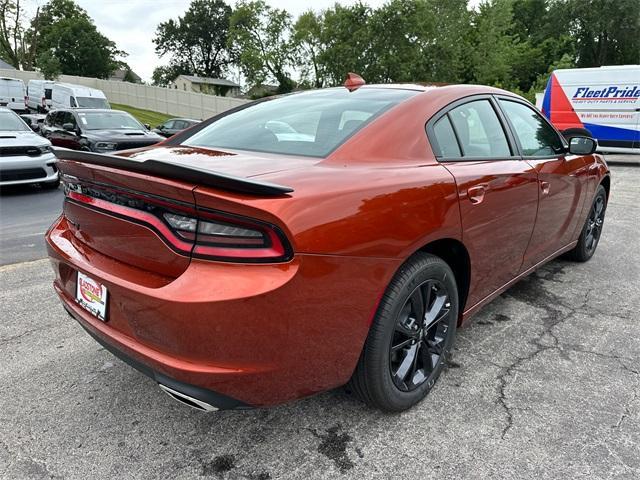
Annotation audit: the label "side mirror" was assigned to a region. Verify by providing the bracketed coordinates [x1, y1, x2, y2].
[62, 122, 75, 132]
[157, 124, 164, 130]
[144, 123, 150, 130]
[568, 136, 597, 155]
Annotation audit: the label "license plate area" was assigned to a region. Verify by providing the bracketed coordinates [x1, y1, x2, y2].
[76, 271, 108, 321]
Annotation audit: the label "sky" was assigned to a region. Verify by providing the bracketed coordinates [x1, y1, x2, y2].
[23, 0, 392, 82]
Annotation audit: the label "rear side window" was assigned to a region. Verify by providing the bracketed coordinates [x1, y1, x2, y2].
[45, 88, 52, 100]
[432, 116, 461, 157]
[448, 100, 511, 158]
[182, 88, 417, 157]
[499, 100, 564, 156]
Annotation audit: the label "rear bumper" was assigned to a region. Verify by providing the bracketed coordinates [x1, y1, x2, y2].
[0, 153, 58, 186]
[46, 214, 399, 407]
[64, 304, 249, 410]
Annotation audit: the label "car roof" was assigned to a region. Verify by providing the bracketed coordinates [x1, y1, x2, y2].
[48, 108, 123, 114]
[169, 118, 200, 122]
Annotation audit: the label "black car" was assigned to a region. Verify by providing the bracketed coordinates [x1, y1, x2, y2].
[153, 118, 200, 138]
[41, 109, 164, 153]
[20, 113, 47, 133]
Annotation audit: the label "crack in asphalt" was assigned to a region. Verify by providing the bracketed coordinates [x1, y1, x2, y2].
[495, 264, 594, 439]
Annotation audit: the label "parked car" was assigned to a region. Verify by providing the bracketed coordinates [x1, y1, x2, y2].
[26, 79, 54, 112]
[0, 77, 27, 113]
[540, 65, 640, 153]
[41, 109, 163, 152]
[0, 107, 58, 188]
[20, 113, 46, 133]
[46, 80, 609, 412]
[153, 118, 200, 138]
[51, 83, 110, 110]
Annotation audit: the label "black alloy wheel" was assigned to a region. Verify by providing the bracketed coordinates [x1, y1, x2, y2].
[567, 184, 607, 262]
[348, 253, 458, 412]
[390, 279, 451, 392]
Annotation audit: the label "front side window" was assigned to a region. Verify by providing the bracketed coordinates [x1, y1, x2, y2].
[499, 100, 564, 156]
[448, 100, 511, 158]
[182, 88, 417, 157]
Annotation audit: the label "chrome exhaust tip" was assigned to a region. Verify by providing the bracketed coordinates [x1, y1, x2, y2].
[158, 383, 219, 411]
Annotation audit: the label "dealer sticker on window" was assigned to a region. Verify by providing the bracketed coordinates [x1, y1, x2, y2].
[76, 271, 108, 321]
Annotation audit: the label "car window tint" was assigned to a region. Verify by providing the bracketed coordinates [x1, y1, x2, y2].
[163, 120, 175, 129]
[499, 100, 564, 156]
[183, 88, 417, 157]
[174, 120, 187, 130]
[448, 100, 511, 158]
[432, 115, 461, 157]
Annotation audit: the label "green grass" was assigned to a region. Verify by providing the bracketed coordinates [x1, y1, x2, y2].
[110, 103, 172, 127]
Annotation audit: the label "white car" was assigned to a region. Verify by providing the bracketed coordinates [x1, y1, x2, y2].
[0, 77, 27, 113]
[0, 108, 59, 188]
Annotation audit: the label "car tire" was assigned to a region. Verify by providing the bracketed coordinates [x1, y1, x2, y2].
[566, 184, 607, 262]
[348, 253, 458, 412]
[40, 177, 60, 190]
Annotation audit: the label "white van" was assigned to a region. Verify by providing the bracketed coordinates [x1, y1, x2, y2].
[540, 65, 640, 153]
[51, 83, 110, 109]
[0, 77, 27, 113]
[26, 79, 54, 112]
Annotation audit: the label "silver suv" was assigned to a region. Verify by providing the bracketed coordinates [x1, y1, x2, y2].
[0, 107, 59, 189]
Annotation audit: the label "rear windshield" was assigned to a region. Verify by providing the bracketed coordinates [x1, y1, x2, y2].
[182, 88, 417, 157]
[76, 96, 110, 109]
[0, 110, 29, 131]
[77, 111, 142, 130]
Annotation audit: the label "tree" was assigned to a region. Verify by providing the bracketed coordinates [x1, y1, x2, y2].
[565, 0, 640, 67]
[36, 50, 61, 79]
[294, 11, 326, 88]
[154, 0, 234, 81]
[29, 0, 125, 78]
[313, 3, 374, 86]
[152, 63, 190, 87]
[0, 0, 39, 69]
[469, 0, 525, 88]
[229, 0, 297, 93]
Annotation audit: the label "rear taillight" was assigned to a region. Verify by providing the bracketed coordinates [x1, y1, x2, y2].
[64, 179, 292, 263]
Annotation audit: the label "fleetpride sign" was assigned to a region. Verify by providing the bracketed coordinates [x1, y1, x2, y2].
[573, 86, 640, 102]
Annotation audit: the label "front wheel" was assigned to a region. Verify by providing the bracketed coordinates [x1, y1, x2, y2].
[566, 184, 607, 262]
[348, 253, 458, 412]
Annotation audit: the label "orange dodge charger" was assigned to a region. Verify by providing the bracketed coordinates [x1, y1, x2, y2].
[46, 78, 609, 412]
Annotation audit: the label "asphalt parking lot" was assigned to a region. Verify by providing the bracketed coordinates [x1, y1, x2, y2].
[0, 161, 639, 479]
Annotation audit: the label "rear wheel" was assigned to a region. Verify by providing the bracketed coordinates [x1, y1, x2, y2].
[566, 184, 607, 262]
[348, 253, 458, 412]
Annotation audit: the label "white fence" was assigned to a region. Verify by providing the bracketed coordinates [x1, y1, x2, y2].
[0, 69, 247, 120]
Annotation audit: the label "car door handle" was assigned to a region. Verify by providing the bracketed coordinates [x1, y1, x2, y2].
[540, 181, 550, 195]
[468, 185, 487, 205]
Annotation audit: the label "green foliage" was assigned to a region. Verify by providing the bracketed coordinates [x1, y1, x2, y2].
[565, 0, 640, 67]
[31, 0, 124, 78]
[229, 0, 297, 93]
[153, 0, 233, 82]
[35, 50, 61, 79]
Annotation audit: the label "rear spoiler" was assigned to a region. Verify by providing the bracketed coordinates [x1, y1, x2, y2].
[51, 147, 294, 196]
